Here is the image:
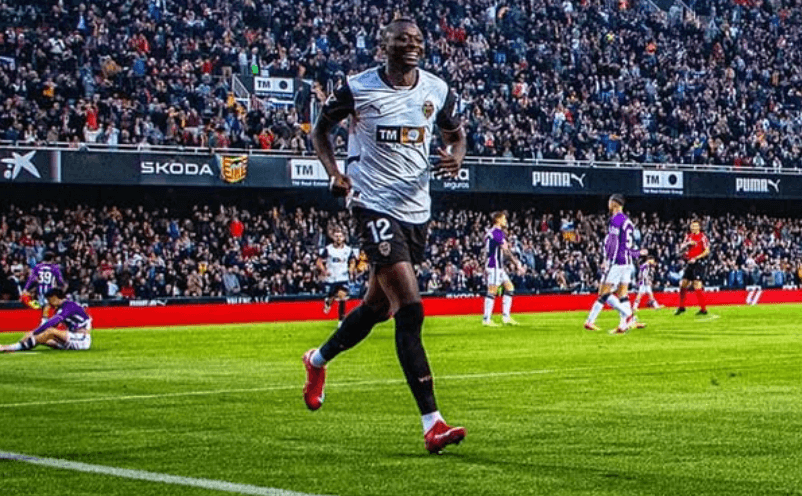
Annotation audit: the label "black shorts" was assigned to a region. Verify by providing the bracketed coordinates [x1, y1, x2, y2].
[353, 207, 428, 267]
[325, 281, 349, 298]
[683, 261, 706, 281]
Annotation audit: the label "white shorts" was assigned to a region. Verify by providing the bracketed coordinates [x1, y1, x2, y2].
[55, 332, 91, 351]
[637, 283, 653, 294]
[603, 264, 633, 287]
[486, 267, 510, 287]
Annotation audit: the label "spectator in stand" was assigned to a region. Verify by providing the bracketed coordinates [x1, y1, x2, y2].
[0, 0, 800, 166]
[2, 199, 802, 302]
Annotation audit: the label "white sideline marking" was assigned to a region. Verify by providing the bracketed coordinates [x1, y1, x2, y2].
[0, 356, 792, 410]
[0, 451, 327, 496]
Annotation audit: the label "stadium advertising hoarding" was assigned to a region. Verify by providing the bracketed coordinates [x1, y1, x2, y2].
[0, 149, 60, 184]
[2, 288, 801, 331]
[59, 151, 288, 188]
[288, 158, 345, 187]
[8, 149, 802, 199]
[431, 164, 641, 196]
[685, 171, 802, 199]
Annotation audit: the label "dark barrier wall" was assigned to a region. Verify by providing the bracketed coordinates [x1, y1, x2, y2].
[2, 148, 800, 200]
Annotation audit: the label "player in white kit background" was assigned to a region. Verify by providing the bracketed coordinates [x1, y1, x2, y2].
[483, 211, 524, 326]
[317, 227, 357, 325]
[633, 256, 663, 311]
[303, 17, 467, 454]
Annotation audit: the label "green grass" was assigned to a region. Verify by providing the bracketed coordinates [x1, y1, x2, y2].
[1, 304, 801, 496]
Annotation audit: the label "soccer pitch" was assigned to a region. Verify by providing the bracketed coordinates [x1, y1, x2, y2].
[1, 305, 800, 496]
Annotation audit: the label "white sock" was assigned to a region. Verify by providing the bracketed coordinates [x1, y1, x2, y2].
[422, 411, 444, 434]
[587, 301, 604, 324]
[483, 296, 495, 321]
[607, 294, 630, 319]
[310, 349, 327, 368]
[502, 295, 512, 318]
[9, 342, 23, 352]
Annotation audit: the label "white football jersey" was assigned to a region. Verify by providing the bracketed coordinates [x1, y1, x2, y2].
[320, 244, 355, 283]
[320, 66, 460, 224]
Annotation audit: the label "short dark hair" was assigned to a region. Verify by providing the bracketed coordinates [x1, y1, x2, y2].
[381, 17, 419, 43]
[609, 194, 625, 207]
[44, 288, 65, 299]
[43, 251, 56, 262]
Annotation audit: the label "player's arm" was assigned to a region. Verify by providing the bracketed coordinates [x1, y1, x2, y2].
[316, 249, 328, 278]
[55, 268, 67, 291]
[501, 241, 524, 272]
[311, 83, 355, 197]
[22, 270, 36, 293]
[348, 249, 357, 280]
[434, 90, 465, 178]
[31, 314, 65, 335]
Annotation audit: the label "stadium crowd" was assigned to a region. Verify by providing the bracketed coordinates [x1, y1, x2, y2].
[1, 0, 801, 167]
[1, 201, 800, 302]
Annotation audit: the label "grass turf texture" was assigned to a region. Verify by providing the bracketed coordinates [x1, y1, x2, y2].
[1, 304, 801, 496]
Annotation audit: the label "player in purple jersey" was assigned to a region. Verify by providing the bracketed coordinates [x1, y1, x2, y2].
[633, 256, 663, 311]
[21, 252, 66, 325]
[482, 211, 523, 326]
[584, 195, 648, 335]
[1, 289, 92, 352]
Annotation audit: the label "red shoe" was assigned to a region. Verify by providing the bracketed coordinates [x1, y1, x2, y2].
[424, 421, 466, 454]
[608, 323, 630, 335]
[584, 322, 601, 331]
[302, 349, 326, 411]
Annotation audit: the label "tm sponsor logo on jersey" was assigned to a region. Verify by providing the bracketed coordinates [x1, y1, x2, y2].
[531, 171, 586, 189]
[642, 170, 683, 195]
[141, 161, 214, 176]
[376, 126, 426, 145]
[736, 177, 780, 194]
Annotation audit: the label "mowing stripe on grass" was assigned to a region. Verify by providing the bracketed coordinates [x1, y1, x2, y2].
[0, 451, 328, 496]
[2, 355, 794, 410]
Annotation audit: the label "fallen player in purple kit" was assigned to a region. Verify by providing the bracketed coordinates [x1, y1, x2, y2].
[1, 289, 92, 352]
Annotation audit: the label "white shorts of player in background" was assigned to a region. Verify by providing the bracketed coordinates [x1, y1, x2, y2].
[486, 267, 510, 287]
[603, 264, 634, 287]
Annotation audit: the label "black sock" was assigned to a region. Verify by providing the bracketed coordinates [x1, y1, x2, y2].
[394, 302, 437, 415]
[319, 304, 388, 361]
[20, 336, 36, 351]
[338, 300, 346, 321]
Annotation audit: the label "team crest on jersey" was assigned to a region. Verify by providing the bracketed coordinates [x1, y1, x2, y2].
[422, 101, 435, 119]
[378, 241, 392, 257]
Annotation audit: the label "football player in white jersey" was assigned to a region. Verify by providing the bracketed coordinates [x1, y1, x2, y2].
[317, 227, 356, 324]
[302, 17, 467, 454]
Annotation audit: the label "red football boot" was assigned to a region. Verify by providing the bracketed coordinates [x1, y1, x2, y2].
[424, 421, 466, 454]
[302, 349, 326, 411]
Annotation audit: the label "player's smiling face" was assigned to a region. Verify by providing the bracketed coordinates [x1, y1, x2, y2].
[690, 222, 700, 234]
[385, 23, 424, 70]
